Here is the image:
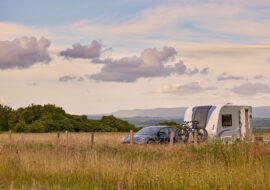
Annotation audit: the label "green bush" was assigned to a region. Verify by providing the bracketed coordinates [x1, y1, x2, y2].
[0, 104, 135, 133]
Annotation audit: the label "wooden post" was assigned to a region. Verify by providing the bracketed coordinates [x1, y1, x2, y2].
[225, 140, 229, 149]
[194, 130, 198, 146]
[251, 133, 255, 143]
[56, 132, 60, 146]
[170, 132, 175, 146]
[249, 128, 253, 142]
[90, 132, 94, 148]
[9, 181, 14, 190]
[9, 130, 12, 146]
[21, 133, 25, 145]
[65, 130, 68, 147]
[117, 181, 121, 190]
[130, 130, 134, 145]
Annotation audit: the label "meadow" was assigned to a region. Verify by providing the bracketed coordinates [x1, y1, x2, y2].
[0, 132, 269, 190]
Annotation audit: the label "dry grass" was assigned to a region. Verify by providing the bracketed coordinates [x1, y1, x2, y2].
[254, 132, 270, 140]
[0, 132, 269, 190]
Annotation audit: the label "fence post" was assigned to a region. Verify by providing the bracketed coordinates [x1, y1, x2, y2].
[117, 181, 121, 190]
[251, 133, 255, 143]
[130, 130, 134, 145]
[225, 140, 229, 149]
[21, 133, 25, 145]
[65, 130, 68, 147]
[9, 181, 14, 190]
[90, 132, 95, 148]
[9, 130, 12, 146]
[194, 130, 198, 146]
[170, 132, 175, 146]
[249, 128, 253, 142]
[56, 132, 60, 147]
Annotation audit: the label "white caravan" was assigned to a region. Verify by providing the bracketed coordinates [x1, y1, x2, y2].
[184, 104, 252, 140]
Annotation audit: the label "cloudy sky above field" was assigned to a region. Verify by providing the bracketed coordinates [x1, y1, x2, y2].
[1, 0, 270, 114]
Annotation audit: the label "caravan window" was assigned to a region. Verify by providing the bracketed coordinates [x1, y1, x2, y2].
[222, 114, 232, 127]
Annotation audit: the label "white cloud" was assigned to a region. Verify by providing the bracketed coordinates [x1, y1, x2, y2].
[217, 72, 245, 81]
[254, 75, 265, 79]
[59, 40, 105, 59]
[90, 46, 179, 82]
[58, 75, 84, 82]
[231, 82, 270, 95]
[0, 37, 51, 70]
[27, 82, 40, 86]
[89, 46, 208, 82]
[158, 82, 216, 95]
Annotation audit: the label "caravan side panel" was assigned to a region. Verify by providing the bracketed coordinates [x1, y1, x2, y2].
[216, 106, 242, 139]
[184, 107, 193, 121]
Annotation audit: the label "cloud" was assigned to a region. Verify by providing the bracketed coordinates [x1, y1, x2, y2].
[231, 82, 270, 95]
[66, 1, 270, 45]
[58, 75, 84, 82]
[200, 67, 210, 75]
[0, 37, 51, 70]
[157, 82, 216, 95]
[254, 75, 265, 79]
[59, 40, 104, 59]
[27, 82, 39, 86]
[184, 44, 270, 58]
[185, 67, 209, 76]
[217, 72, 245, 81]
[90, 46, 207, 82]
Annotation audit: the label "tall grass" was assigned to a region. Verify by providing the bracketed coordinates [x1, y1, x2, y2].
[0, 133, 269, 189]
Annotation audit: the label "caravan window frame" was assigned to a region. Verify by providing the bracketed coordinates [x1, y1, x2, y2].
[222, 114, 232, 127]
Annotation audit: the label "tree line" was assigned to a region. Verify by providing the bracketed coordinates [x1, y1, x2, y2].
[0, 104, 135, 132]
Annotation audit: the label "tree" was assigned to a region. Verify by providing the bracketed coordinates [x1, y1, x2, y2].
[0, 104, 12, 131]
[0, 104, 136, 132]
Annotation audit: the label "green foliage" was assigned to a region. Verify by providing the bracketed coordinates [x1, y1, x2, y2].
[156, 121, 182, 128]
[100, 115, 135, 132]
[0, 104, 135, 132]
[0, 104, 12, 131]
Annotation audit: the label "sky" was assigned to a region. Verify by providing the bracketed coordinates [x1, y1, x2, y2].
[1, 0, 270, 114]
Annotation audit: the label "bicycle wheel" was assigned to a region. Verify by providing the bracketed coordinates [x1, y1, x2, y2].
[197, 128, 208, 142]
[177, 128, 189, 143]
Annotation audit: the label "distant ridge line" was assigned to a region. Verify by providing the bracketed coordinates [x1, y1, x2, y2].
[89, 106, 270, 119]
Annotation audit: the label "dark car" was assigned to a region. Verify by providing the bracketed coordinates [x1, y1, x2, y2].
[122, 126, 179, 144]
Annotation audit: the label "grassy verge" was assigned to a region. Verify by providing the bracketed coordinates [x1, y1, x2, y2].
[0, 134, 269, 189]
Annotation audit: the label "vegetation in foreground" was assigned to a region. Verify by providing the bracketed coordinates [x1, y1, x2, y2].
[0, 104, 135, 132]
[0, 133, 269, 190]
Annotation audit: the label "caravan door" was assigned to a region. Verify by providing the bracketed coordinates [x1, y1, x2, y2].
[192, 106, 212, 128]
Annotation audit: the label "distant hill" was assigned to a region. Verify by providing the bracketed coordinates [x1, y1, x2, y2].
[122, 117, 270, 131]
[89, 106, 270, 120]
[112, 107, 187, 119]
[88, 106, 270, 130]
[110, 106, 270, 119]
[253, 107, 270, 118]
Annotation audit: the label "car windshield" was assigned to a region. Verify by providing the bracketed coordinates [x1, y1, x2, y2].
[136, 127, 161, 135]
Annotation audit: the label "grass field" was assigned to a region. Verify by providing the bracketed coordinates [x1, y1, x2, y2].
[0, 132, 269, 190]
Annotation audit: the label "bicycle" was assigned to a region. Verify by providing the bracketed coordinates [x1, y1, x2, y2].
[177, 121, 208, 143]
